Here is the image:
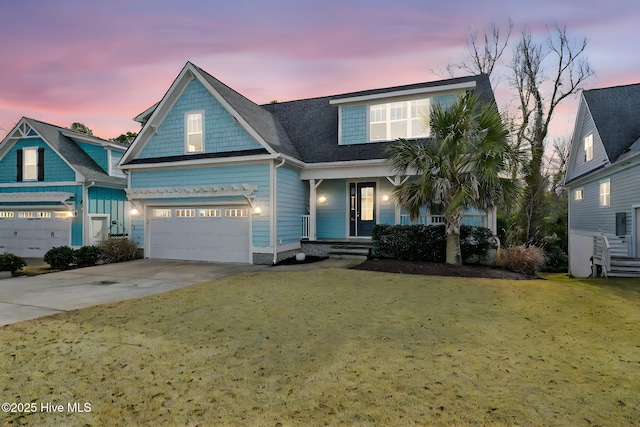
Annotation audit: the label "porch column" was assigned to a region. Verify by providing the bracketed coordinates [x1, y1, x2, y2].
[309, 179, 317, 240]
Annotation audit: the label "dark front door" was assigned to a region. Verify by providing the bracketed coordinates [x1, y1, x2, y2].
[349, 182, 376, 237]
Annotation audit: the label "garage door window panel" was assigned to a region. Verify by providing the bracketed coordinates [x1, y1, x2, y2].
[153, 209, 172, 218]
[225, 208, 248, 217]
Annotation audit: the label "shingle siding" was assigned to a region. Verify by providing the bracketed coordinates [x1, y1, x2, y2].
[138, 79, 262, 159]
[0, 138, 76, 183]
[340, 105, 367, 145]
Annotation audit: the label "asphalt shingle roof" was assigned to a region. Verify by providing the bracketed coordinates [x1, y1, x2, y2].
[262, 74, 494, 163]
[583, 82, 640, 163]
[24, 118, 126, 186]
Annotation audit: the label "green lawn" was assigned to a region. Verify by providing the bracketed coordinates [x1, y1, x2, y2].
[1, 269, 639, 426]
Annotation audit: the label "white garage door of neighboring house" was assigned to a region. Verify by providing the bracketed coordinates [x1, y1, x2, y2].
[0, 211, 72, 258]
[148, 207, 250, 263]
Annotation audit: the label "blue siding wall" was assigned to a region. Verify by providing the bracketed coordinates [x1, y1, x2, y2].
[131, 163, 271, 247]
[111, 151, 125, 178]
[277, 167, 307, 244]
[378, 179, 396, 225]
[138, 79, 263, 159]
[0, 138, 75, 183]
[130, 218, 145, 245]
[316, 180, 347, 238]
[340, 105, 367, 145]
[88, 187, 128, 235]
[77, 142, 108, 172]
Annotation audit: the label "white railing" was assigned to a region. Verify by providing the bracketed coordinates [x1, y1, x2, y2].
[400, 214, 446, 225]
[600, 233, 611, 278]
[301, 215, 310, 239]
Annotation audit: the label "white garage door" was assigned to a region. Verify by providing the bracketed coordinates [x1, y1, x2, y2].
[0, 211, 72, 258]
[148, 207, 250, 263]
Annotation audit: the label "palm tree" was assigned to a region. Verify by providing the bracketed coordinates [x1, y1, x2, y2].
[388, 92, 519, 265]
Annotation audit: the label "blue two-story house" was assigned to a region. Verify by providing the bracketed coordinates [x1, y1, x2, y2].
[119, 62, 496, 264]
[565, 82, 640, 277]
[0, 118, 128, 257]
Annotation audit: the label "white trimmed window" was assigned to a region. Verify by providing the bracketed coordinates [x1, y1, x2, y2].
[225, 208, 248, 217]
[37, 212, 52, 218]
[153, 209, 172, 218]
[369, 99, 430, 142]
[584, 134, 593, 162]
[574, 189, 584, 201]
[600, 180, 610, 206]
[0, 212, 14, 218]
[18, 212, 33, 218]
[185, 112, 204, 153]
[176, 209, 195, 218]
[24, 147, 38, 180]
[199, 209, 222, 217]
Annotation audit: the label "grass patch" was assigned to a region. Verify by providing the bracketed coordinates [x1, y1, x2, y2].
[1, 269, 639, 425]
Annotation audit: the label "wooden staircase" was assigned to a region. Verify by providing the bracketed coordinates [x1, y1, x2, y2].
[595, 234, 640, 277]
[606, 257, 640, 278]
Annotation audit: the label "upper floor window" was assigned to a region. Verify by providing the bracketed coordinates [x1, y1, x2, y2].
[574, 189, 584, 201]
[369, 99, 430, 142]
[185, 112, 204, 153]
[599, 180, 610, 206]
[584, 134, 593, 162]
[17, 147, 44, 181]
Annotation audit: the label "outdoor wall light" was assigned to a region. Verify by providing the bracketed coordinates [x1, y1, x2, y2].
[253, 206, 263, 215]
[318, 195, 327, 205]
[381, 194, 390, 202]
[130, 208, 140, 216]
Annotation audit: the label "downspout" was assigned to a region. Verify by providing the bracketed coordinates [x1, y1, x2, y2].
[82, 181, 96, 246]
[272, 156, 286, 265]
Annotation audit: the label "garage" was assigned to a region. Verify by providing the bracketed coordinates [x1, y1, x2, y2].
[0, 211, 72, 258]
[148, 206, 250, 263]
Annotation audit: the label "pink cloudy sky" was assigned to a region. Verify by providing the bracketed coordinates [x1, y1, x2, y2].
[1, 0, 638, 143]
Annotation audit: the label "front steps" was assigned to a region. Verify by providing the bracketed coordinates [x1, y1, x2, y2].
[327, 244, 370, 259]
[606, 257, 640, 277]
[301, 239, 372, 260]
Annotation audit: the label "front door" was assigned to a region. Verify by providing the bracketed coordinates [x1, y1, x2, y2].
[349, 182, 376, 237]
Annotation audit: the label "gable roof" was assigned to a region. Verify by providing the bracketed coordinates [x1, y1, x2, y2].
[583, 82, 640, 163]
[121, 62, 300, 166]
[123, 63, 494, 166]
[0, 117, 126, 187]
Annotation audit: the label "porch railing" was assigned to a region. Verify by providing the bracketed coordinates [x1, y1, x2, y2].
[400, 214, 445, 225]
[301, 215, 310, 239]
[600, 233, 611, 278]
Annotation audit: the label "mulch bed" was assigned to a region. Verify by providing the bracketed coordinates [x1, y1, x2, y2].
[352, 258, 536, 280]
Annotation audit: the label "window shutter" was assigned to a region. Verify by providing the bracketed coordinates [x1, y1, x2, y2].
[37, 147, 45, 181]
[16, 149, 23, 182]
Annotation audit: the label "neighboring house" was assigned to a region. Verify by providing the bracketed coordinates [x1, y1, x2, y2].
[119, 62, 497, 264]
[564, 82, 640, 277]
[0, 118, 128, 257]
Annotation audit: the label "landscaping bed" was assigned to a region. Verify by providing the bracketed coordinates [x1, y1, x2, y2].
[353, 258, 534, 279]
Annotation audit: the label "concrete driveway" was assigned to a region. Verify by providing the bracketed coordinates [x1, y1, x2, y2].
[0, 259, 267, 326]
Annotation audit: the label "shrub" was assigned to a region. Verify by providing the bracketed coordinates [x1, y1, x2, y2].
[371, 224, 496, 263]
[460, 225, 498, 263]
[497, 245, 545, 276]
[98, 236, 138, 264]
[75, 245, 102, 266]
[44, 246, 75, 270]
[0, 252, 27, 275]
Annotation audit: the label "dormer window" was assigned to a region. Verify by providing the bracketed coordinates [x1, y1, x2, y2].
[584, 134, 593, 161]
[185, 112, 204, 153]
[369, 99, 430, 142]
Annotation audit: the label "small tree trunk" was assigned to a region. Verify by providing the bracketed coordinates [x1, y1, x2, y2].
[446, 232, 462, 265]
